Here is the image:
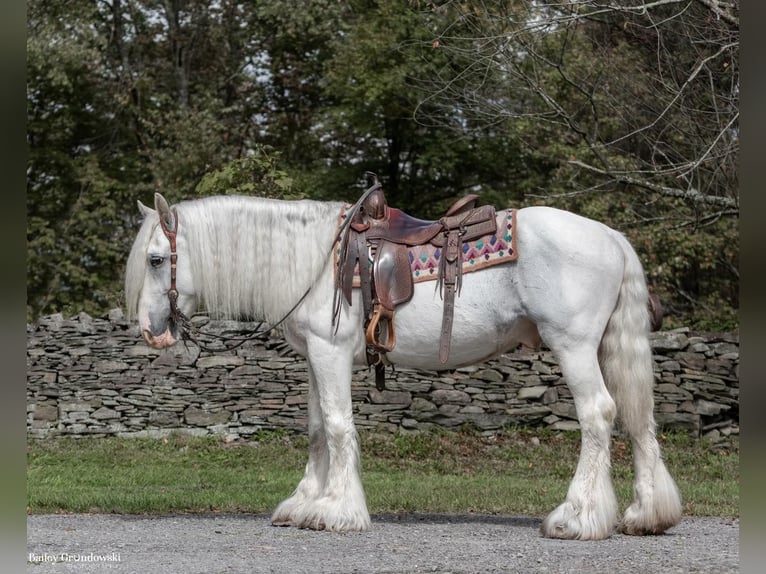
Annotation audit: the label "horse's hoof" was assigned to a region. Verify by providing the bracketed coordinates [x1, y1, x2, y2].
[621, 502, 681, 536]
[541, 502, 616, 540]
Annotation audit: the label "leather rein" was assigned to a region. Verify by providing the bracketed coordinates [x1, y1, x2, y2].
[156, 207, 310, 352]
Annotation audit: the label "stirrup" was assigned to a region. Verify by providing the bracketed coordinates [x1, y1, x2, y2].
[365, 305, 396, 353]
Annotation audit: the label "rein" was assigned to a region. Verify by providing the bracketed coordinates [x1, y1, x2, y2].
[156, 207, 311, 352]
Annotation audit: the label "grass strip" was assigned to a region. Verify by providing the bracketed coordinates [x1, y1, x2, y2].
[27, 428, 738, 517]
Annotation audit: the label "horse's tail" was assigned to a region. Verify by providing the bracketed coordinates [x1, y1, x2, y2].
[598, 231, 654, 435]
[598, 230, 682, 534]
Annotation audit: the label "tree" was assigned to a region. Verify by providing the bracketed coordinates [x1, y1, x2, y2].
[26, 0, 270, 319]
[26, 0, 738, 329]
[251, 0, 350, 167]
[410, 0, 739, 328]
[308, 0, 547, 216]
[27, 0, 132, 318]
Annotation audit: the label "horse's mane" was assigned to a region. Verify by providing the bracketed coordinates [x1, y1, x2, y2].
[125, 195, 344, 323]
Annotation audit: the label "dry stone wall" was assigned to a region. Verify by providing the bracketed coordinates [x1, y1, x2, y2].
[27, 310, 739, 441]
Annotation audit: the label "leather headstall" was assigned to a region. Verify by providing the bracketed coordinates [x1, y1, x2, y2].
[158, 207, 185, 328]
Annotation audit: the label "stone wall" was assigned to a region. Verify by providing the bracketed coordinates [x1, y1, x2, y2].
[27, 310, 739, 441]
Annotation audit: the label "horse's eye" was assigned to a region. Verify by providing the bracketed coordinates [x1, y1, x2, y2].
[149, 255, 165, 268]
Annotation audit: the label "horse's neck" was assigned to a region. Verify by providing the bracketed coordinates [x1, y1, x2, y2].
[184, 196, 341, 323]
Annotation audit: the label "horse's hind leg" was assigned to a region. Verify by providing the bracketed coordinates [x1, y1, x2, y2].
[600, 334, 683, 535]
[621, 424, 682, 535]
[597, 230, 682, 535]
[541, 347, 620, 540]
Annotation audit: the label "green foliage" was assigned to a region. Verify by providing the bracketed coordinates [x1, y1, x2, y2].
[194, 146, 300, 200]
[310, 0, 540, 214]
[632, 215, 739, 331]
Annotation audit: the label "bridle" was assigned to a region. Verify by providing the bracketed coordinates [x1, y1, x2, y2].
[157, 207, 209, 347]
[158, 207, 181, 321]
[155, 206, 310, 352]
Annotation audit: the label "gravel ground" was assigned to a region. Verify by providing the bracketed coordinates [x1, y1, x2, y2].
[27, 513, 739, 573]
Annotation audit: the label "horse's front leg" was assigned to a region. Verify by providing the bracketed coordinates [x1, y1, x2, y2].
[271, 364, 328, 527]
[274, 333, 370, 532]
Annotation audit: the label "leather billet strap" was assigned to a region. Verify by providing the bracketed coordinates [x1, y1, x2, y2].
[437, 227, 464, 363]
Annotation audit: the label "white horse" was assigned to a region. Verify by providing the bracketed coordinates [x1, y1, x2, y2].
[125, 192, 682, 540]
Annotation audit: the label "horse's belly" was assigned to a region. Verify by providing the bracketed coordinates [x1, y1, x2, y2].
[384, 268, 532, 370]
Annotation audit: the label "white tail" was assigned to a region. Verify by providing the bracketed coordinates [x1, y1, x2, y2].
[599, 230, 683, 534]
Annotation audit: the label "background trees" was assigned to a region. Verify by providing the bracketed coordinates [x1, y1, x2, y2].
[27, 0, 738, 329]
[411, 0, 739, 328]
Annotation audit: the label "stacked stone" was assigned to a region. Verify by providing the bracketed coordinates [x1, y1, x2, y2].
[650, 328, 739, 441]
[27, 311, 738, 441]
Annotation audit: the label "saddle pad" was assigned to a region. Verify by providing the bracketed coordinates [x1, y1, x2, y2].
[335, 208, 518, 287]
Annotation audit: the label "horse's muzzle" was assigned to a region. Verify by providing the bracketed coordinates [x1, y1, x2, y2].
[142, 326, 178, 349]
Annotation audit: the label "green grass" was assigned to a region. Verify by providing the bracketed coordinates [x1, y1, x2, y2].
[27, 428, 739, 517]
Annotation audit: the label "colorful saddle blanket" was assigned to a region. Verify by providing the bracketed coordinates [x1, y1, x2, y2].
[336, 208, 518, 287]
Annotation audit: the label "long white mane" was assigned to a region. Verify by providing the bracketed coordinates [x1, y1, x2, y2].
[125, 195, 344, 323]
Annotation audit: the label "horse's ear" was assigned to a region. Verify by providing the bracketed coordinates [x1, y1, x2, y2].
[154, 193, 175, 231]
[137, 200, 155, 218]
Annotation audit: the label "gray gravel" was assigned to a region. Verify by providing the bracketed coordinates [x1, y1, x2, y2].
[27, 513, 738, 573]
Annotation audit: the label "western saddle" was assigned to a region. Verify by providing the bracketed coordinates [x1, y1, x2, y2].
[334, 175, 497, 389]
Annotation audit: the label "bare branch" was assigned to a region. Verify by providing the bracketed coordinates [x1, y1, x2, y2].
[568, 159, 738, 209]
[694, 0, 739, 28]
[413, 0, 738, 215]
[677, 111, 739, 179]
[607, 41, 737, 147]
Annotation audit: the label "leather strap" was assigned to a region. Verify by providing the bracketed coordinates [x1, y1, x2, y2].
[357, 231, 372, 317]
[440, 282, 456, 363]
[158, 208, 182, 320]
[437, 228, 462, 363]
[354, 227, 386, 389]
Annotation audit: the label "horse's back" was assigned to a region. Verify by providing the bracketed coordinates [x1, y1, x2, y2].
[385, 205, 630, 368]
[516, 205, 624, 255]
